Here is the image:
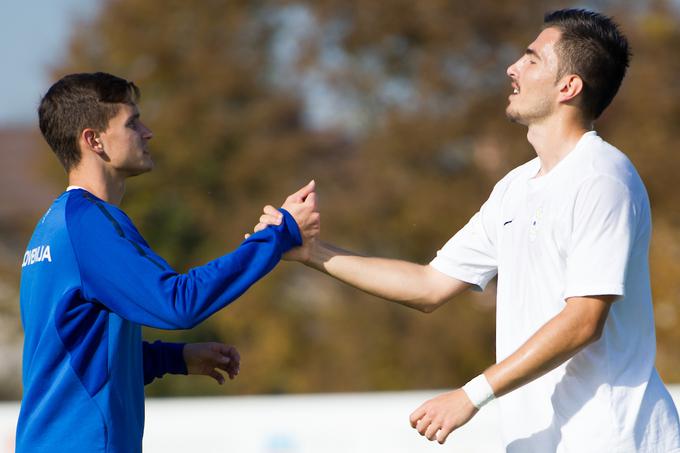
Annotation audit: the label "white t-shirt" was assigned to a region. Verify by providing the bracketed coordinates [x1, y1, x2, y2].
[431, 131, 680, 452]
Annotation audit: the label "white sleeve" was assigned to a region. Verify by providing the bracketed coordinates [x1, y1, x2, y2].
[430, 193, 499, 291]
[564, 176, 637, 299]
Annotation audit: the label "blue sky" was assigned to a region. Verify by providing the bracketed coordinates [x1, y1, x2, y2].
[0, 1, 101, 127]
[3, 1, 678, 129]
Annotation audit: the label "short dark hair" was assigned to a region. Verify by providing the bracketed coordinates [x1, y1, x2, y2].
[38, 72, 140, 171]
[543, 9, 631, 120]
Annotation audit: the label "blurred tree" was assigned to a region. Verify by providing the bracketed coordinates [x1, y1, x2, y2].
[604, 2, 680, 381]
[22, 0, 680, 397]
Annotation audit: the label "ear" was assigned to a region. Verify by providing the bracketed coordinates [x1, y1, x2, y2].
[558, 74, 583, 103]
[81, 129, 106, 156]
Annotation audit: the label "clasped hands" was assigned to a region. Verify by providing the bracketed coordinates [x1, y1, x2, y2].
[249, 180, 479, 444]
[182, 182, 319, 386]
[248, 180, 320, 262]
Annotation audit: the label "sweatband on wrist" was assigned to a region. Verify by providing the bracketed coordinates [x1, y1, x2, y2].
[462, 374, 495, 409]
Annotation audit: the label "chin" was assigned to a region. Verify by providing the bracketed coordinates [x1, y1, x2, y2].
[140, 156, 155, 172]
[127, 163, 154, 177]
[505, 107, 529, 125]
[505, 109, 521, 124]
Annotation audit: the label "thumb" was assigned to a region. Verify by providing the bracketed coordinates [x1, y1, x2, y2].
[289, 180, 315, 202]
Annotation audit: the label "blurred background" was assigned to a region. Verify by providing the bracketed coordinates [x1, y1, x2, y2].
[2, 0, 680, 416]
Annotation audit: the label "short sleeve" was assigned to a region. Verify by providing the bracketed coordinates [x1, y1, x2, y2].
[430, 191, 500, 291]
[564, 176, 637, 299]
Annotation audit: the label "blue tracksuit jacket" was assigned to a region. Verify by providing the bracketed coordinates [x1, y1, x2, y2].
[17, 188, 301, 452]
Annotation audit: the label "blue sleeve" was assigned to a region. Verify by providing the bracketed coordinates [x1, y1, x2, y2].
[143, 340, 187, 385]
[67, 193, 302, 329]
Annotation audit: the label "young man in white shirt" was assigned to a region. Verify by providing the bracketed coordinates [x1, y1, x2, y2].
[255, 8, 680, 452]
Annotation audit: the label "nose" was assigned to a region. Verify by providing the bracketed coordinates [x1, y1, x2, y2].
[506, 59, 518, 79]
[140, 122, 153, 140]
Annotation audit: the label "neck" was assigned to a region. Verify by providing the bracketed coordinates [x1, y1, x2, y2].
[68, 166, 126, 205]
[526, 114, 591, 177]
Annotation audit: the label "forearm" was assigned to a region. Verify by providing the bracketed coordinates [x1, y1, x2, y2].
[483, 296, 612, 398]
[171, 220, 295, 326]
[304, 241, 464, 311]
[85, 210, 301, 330]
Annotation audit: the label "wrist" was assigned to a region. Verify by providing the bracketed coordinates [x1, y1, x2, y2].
[303, 240, 329, 270]
[462, 373, 495, 409]
[277, 208, 303, 249]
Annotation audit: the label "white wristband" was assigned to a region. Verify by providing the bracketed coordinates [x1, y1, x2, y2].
[462, 374, 495, 409]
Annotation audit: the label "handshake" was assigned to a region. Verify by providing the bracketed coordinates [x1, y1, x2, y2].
[246, 180, 321, 263]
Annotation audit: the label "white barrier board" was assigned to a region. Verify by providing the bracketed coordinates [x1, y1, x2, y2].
[1, 387, 679, 452]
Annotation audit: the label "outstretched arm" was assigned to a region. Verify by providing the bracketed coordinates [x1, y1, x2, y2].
[252, 205, 471, 312]
[303, 241, 470, 312]
[70, 181, 319, 330]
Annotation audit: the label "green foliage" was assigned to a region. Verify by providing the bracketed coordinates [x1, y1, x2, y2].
[45, 0, 680, 395]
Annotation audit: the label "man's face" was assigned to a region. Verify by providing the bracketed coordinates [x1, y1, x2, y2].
[99, 103, 154, 177]
[505, 27, 563, 125]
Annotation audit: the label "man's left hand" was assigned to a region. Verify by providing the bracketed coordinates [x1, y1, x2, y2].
[183, 342, 240, 385]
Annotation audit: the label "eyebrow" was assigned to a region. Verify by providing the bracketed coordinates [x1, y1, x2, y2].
[525, 48, 542, 60]
[127, 112, 140, 123]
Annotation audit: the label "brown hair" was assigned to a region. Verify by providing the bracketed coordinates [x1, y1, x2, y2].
[38, 72, 140, 171]
[543, 9, 631, 120]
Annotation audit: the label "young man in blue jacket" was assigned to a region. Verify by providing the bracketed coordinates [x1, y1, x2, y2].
[17, 72, 319, 453]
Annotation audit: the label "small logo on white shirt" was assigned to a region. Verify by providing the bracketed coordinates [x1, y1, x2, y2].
[22, 245, 52, 267]
[528, 208, 543, 242]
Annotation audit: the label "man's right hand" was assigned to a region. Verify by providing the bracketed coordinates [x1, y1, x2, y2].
[250, 180, 320, 262]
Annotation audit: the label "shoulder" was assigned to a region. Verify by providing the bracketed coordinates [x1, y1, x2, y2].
[64, 190, 133, 239]
[569, 136, 650, 223]
[578, 133, 646, 198]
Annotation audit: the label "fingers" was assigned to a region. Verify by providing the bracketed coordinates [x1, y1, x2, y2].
[208, 368, 226, 385]
[259, 214, 282, 225]
[424, 421, 440, 441]
[410, 399, 444, 442]
[414, 414, 445, 443]
[184, 342, 242, 383]
[420, 419, 453, 444]
[247, 205, 284, 238]
[220, 344, 240, 365]
[259, 208, 283, 227]
[219, 344, 240, 379]
[286, 180, 315, 203]
[245, 227, 263, 239]
[263, 205, 279, 217]
[415, 415, 432, 436]
[409, 405, 426, 428]
[437, 424, 454, 444]
[253, 222, 268, 233]
[409, 390, 476, 445]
